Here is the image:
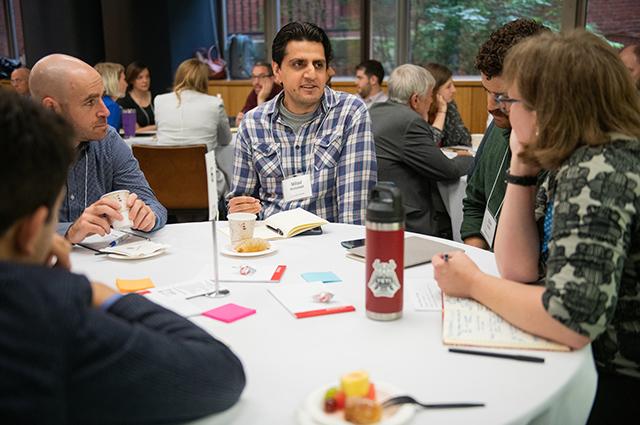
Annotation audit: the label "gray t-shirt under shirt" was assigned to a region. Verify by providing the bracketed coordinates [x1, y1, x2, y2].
[277, 97, 317, 134]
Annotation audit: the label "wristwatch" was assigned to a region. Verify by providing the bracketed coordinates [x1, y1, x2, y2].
[504, 168, 537, 186]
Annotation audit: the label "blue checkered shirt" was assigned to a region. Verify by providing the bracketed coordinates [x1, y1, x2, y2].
[57, 126, 167, 234]
[228, 87, 377, 224]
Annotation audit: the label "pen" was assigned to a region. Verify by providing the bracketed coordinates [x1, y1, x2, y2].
[448, 348, 545, 363]
[266, 224, 284, 236]
[75, 243, 108, 255]
[118, 229, 151, 241]
[294, 306, 355, 319]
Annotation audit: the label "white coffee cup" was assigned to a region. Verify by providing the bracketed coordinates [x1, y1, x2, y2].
[227, 212, 257, 244]
[100, 189, 132, 230]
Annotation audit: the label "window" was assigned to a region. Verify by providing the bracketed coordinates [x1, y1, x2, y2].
[371, 0, 397, 76]
[223, 0, 581, 79]
[0, 0, 25, 61]
[225, 0, 267, 62]
[409, 0, 563, 76]
[279, 0, 361, 77]
[586, 0, 639, 48]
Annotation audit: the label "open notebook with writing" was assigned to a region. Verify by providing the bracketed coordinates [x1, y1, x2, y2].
[442, 295, 570, 351]
[253, 208, 329, 240]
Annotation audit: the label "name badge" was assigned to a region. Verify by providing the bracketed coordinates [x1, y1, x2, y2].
[282, 174, 312, 202]
[480, 208, 497, 249]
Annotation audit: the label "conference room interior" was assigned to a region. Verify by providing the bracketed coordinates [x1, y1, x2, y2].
[1, 1, 639, 425]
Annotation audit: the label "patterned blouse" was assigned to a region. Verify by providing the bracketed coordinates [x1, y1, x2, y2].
[433, 101, 471, 147]
[536, 139, 640, 378]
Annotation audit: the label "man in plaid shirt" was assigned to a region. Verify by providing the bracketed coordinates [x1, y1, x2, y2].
[227, 22, 377, 224]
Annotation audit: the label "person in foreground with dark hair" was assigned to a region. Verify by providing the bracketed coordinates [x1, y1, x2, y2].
[460, 18, 548, 250]
[355, 59, 387, 108]
[227, 21, 377, 224]
[433, 30, 640, 424]
[423, 62, 471, 147]
[0, 91, 245, 424]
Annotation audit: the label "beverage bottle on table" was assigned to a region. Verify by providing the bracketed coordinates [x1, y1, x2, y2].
[365, 182, 404, 321]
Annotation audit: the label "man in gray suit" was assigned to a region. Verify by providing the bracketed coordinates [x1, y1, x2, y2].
[369, 64, 473, 239]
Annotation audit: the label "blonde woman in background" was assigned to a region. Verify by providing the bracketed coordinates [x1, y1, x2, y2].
[94, 62, 127, 130]
[155, 58, 232, 196]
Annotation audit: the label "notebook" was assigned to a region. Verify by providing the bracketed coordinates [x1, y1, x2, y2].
[345, 236, 463, 268]
[442, 295, 570, 351]
[252, 208, 329, 240]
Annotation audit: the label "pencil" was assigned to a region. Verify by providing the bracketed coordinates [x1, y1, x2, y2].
[449, 348, 545, 363]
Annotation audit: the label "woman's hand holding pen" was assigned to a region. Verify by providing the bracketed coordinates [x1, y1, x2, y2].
[432, 251, 482, 299]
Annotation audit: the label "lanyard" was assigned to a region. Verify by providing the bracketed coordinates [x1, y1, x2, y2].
[486, 144, 509, 216]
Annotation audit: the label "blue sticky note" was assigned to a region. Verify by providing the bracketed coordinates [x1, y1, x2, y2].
[301, 272, 342, 283]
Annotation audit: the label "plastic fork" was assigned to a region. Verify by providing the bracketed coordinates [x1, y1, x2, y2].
[382, 395, 485, 409]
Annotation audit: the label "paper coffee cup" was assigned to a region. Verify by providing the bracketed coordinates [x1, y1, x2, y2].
[101, 189, 132, 230]
[227, 212, 257, 244]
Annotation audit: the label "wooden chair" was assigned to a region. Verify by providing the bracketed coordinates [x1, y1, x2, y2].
[132, 144, 209, 216]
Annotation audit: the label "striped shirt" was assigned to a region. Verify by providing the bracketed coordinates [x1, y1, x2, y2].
[228, 87, 377, 224]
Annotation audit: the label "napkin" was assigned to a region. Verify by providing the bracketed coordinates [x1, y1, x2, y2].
[101, 240, 169, 257]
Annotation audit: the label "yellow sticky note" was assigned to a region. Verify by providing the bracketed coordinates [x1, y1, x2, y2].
[116, 277, 155, 293]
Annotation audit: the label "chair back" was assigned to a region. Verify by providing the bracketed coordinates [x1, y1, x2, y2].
[132, 144, 208, 210]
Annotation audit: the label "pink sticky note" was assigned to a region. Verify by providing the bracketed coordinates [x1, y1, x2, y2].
[202, 303, 256, 323]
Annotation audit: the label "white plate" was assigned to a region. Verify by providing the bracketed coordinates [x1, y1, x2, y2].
[220, 245, 278, 257]
[300, 382, 414, 425]
[107, 249, 167, 260]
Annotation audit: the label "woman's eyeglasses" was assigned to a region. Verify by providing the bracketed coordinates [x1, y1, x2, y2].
[495, 94, 523, 112]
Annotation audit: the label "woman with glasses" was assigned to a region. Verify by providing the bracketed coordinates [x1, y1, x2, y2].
[433, 30, 640, 423]
[424, 63, 471, 147]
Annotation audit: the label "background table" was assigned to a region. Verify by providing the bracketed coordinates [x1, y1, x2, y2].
[71, 223, 596, 425]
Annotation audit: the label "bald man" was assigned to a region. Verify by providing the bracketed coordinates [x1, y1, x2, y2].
[620, 45, 640, 91]
[30, 54, 167, 243]
[10, 67, 30, 96]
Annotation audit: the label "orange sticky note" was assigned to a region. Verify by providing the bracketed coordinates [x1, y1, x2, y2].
[116, 277, 155, 293]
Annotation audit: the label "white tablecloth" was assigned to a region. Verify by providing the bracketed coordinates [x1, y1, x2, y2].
[71, 222, 596, 425]
[437, 176, 467, 243]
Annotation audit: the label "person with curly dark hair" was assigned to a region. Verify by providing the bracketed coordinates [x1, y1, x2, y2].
[460, 19, 547, 251]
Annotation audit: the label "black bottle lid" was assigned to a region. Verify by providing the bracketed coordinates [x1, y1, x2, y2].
[366, 182, 404, 223]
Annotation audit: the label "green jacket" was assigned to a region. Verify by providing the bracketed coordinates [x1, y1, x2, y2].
[460, 122, 511, 245]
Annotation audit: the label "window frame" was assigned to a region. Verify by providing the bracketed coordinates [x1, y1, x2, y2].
[222, 0, 588, 79]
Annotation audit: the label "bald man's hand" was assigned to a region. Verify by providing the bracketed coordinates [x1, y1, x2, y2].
[127, 192, 156, 232]
[65, 198, 123, 244]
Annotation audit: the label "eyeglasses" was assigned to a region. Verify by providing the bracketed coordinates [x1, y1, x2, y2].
[495, 94, 523, 111]
[251, 74, 270, 80]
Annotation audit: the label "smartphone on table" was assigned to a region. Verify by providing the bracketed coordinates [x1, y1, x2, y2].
[340, 238, 365, 249]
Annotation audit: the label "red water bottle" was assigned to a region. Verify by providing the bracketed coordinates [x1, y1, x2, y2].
[365, 182, 404, 321]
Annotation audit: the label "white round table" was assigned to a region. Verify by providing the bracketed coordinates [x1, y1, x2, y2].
[71, 222, 596, 425]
